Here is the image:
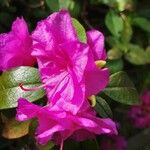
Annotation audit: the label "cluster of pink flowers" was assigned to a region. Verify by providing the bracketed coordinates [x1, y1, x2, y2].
[129, 91, 150, 128]
[0, 10, 117, 149]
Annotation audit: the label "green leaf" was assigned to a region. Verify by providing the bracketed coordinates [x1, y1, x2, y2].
[116, 0, 134, 11]
[59, 0, 80, 17]
[103, 71, 139, 105]
[59, 0, 72, 10]
[0, 67, 45, 109]
[116, 0, 127, 11]
[106, 58, 123, 74]
[132, 17, 150, 33]
[121, 15, 133, 43]
[106, 36, 128, 53]
[107, 48, 123, 60]
[125, 44, 150, 65]
[106, 36, 119, 47]
[45, 0, 80, 17]
[45, 0, 59, 12]
[72, 18, 87, 43]
[93, 0, 133, 11]
[94, 96, 113, 118]
[1, 116, 30, 139]
[105, 10, 124, 37]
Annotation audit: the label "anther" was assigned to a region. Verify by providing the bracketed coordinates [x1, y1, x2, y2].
[88, 95, 96, 107]
[95, 60, 106, 69]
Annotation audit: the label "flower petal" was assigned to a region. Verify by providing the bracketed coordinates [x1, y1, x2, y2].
[85, 67, 109, 96]
[16, 98, 41, 121]
[87, 30, 106, 60]
[32, 10, 77, 54]
[11, 17, 30, 39]
[0, 17, 35, 71]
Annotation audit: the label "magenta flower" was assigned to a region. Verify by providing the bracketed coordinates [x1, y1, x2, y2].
[100, 135, 126, 150]
[16, 98, 117, 146]
[0, 17, 35, 71]
[31, 10, 109, 114]
[129, 91, 150, 128]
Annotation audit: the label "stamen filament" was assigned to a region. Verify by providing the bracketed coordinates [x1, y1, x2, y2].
[19, 83, 44, 91]
[60, 140, 64, 150]
[19, 73, 69, 92]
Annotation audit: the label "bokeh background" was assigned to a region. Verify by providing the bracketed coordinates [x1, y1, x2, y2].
[0, 0, 150, 150]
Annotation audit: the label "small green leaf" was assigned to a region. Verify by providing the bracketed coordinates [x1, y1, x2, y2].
[106, 36, 128, 53]
[72, 18, 87, 43]
[116, 0, 127, 11]
[94, 96, 113, 118]
[133, 17, 150, 33]
[116, 0, 133, 11]
[107, 48, 123, 60]
[0, 67, 45, 109]
[125, 44, 150, 65]
[103, 71, 139, 105]
[45, 0, 59, 12]
[107, 71, 134, 87]
[105, 10, 124, 37]
[45, 0, 80, 17]
[107, 58, 123, 74]
[59, 0, 80, 17]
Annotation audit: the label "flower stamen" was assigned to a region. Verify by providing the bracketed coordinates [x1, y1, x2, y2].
[88, 95, 96, 107]
[95, 60, 106, 69]
[19, 83, 44, 91]
[60, 139, 64, 150]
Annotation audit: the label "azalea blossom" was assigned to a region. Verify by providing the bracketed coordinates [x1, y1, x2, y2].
[0, 17, 35, 71]
[16, 98, 117, 148]
[100, 135, 126, 150]
[30, 10, 109, 114]
[129, 91, 150, 128]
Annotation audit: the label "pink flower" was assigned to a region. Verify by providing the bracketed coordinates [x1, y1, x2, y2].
[100, 135, 126, 150]
[16, 98, 117, 146]
[0, 17, 35, 71]
[31, 10, 109, 114]
[129, 91, 150, 128]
